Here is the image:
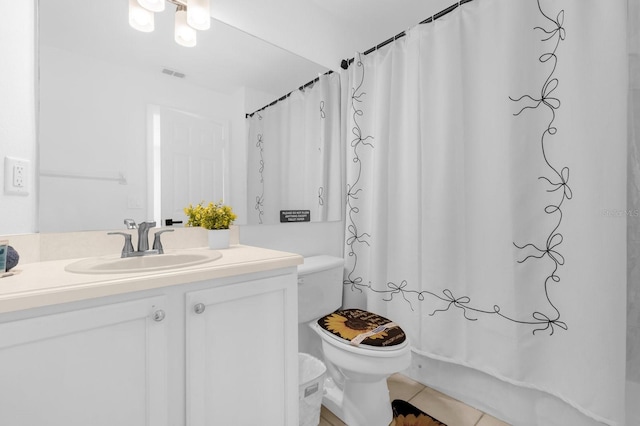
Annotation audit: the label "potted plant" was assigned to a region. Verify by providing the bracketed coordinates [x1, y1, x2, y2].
[184, 201, 237, 249]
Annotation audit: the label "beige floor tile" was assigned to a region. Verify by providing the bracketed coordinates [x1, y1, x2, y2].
[408, 386, 483, 426]
[318, 374, 497, 426]
[321, 405, 398, 426]
[476, 413, 511, 426]
[321, 405, 347, 426]
[319, 417, 334, 426]
[387, 373, 426, 402]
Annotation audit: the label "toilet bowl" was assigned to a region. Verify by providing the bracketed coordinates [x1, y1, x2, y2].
[297, 256, 412, 426]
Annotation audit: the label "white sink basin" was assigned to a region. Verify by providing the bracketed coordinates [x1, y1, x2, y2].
[65, 250, 223, 274]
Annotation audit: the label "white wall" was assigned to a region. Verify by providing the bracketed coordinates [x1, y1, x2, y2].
[208, 0, 455, 71]
[0, 0, 37, 235]
[243, 86, 285, 116]
[38, 45, 247, 232]
[239, 221, 344, 258]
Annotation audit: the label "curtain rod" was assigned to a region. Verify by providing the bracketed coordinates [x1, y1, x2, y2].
[246, 0, 476, 118]
[340, 0, 475, 70]
[245, 69, 334, 118]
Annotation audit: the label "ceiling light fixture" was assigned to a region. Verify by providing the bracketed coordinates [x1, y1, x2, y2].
[128, 0, 155, 33]
[138, 0, 166, 13]
[174, 5, 197, 47]
[128, 0, 211, 47]
[186, 0, 211, 31]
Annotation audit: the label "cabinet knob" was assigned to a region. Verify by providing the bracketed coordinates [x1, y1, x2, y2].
[194, 303, 206, 314]
[152, 309, 166, 322]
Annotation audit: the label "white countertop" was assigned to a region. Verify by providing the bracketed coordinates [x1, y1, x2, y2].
[0, 245, 303, 314]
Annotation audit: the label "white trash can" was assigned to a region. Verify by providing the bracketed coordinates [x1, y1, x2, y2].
[298, 352, 327, 426]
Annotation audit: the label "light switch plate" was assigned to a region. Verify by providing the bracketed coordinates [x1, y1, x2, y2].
[4, 157, 29, 196]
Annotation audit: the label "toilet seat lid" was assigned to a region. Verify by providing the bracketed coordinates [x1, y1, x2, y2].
[317, 309, 406, 348]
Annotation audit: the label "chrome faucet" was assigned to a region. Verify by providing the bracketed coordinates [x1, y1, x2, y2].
[109, 219, 174, 258]
[137, 221, 155, 252]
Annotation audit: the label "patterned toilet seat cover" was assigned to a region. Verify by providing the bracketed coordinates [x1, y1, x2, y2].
[318, 308, 406, 348]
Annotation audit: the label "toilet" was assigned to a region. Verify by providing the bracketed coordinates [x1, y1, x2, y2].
[297, 255, 412, 426]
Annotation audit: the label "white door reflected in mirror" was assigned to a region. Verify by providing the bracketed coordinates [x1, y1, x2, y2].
[150, 106, 229, 227]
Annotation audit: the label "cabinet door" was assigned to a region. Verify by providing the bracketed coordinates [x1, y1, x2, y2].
[0, 296, 168, 426]
[186, 274, 298, 426]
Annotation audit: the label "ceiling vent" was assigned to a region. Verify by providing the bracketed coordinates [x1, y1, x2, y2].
[161, 68, 186, 79]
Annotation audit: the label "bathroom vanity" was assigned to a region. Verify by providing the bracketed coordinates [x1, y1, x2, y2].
[0, 243, 302, 426]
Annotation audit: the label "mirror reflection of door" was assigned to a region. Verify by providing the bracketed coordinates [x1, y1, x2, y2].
[150, 106, 228, 226]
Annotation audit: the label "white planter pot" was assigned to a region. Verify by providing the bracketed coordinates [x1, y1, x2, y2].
[207, 229, 230, 249]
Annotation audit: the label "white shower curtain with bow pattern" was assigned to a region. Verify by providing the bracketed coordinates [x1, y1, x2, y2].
[341, 1, 627, 425]
[247, 72, 342, 225]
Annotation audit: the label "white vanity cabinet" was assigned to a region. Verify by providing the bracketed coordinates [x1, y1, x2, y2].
[0, 248, 301, 426]
[0, 295, 169, 426]
[185, 274, 298, 426]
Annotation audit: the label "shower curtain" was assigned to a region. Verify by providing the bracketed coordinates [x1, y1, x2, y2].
[341, 1, 627, 425]
[247, 72, 342, 225]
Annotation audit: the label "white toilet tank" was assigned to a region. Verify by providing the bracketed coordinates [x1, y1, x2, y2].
[297, 255, 344, 323]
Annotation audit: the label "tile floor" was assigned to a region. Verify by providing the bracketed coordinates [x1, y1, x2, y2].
[319, 373, 510, 426]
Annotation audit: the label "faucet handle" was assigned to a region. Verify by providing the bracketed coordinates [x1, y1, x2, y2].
[108, 232, 134, 257]
[152, 229, 174, 254]
[124, 219, 138, 229]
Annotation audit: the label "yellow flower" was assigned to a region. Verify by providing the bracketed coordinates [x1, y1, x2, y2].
[184, 200, 236, 230]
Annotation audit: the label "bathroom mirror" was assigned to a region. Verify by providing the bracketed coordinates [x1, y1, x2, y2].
[37, 0, 329, 232]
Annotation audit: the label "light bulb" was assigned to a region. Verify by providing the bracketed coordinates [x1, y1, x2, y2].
[187, 0, 211, 31]
[137, 0, 165, 13]
[175, 5, 197, 47]
[129, 0, 154, 32]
